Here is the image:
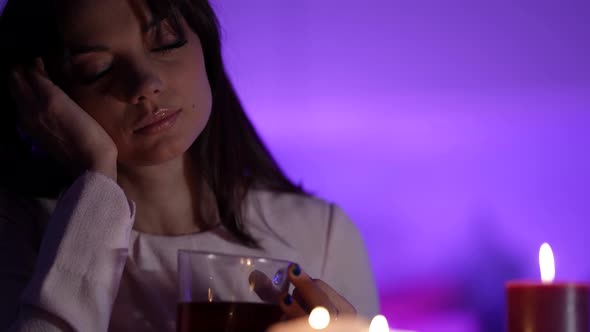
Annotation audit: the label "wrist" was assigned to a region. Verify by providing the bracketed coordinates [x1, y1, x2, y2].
[89, 163, 117, 181]
[88, 151, 118, 181]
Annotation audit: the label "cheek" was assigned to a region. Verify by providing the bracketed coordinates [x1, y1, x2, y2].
[182, 39, 211, 100]
[193, 76, 212, 112]
[178, 59, 212, 114]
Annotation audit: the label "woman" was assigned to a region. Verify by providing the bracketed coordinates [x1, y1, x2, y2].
[0, 0, 379, 330]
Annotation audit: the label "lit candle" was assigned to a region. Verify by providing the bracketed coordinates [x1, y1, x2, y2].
[266, 307, 416, 332]
[506, 242, 590, 332]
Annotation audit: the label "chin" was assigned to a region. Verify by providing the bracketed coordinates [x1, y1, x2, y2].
[119, 121, 207, 167]
[122, 141, 194, 167]
[135, 154, 185, 166]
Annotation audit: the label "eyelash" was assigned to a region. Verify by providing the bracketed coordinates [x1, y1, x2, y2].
[152, 39, 188, 54]
[82, 39, 189, 84]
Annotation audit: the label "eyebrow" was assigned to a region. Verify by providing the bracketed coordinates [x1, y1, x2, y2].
[67, 18, 163, 57]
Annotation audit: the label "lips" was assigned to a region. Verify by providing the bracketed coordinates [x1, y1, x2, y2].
[134, 108, 182, 135]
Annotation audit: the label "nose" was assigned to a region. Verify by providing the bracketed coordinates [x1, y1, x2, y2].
[127, 64, 165, 104]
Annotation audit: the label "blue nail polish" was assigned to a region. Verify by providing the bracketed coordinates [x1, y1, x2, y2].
[283, 294, 293, 305]
[292, 264, 301, 277]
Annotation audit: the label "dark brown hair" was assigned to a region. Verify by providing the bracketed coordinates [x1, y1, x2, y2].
[0, 0, 305, 247]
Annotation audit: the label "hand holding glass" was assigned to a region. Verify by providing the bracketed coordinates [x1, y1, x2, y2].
[177, 250, 291, 332]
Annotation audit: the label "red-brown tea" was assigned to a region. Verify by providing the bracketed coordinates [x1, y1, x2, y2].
[177, 302, 283, 332]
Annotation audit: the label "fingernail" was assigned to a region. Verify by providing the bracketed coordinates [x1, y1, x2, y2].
[283, 294, 293, 306]
[292, 264, 301, 277]
[35, 57, 48, 75]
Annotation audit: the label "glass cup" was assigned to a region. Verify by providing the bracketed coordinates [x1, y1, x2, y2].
[177, 250, 292, 332]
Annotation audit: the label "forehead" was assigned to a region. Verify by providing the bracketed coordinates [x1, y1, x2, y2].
[56, 0, 152, 43]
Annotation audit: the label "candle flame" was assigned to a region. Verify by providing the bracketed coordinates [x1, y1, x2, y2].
[369, 315, 389, 332]
[370, 314, 418, 332]
[308, 307, 330, 330]
[539, 242, 555, 283]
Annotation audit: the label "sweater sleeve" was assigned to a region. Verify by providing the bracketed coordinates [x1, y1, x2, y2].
[320, 204, 380, 319]
[1, 171, 135, 332]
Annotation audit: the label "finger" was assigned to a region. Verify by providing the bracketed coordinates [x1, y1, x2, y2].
[10, 69, 41, 124]
[278, 292, 307, 319]
[34, 57, 49, 76]
[10, 68, 34, 106]
[25, 58, 58, 102]
[248, 270, 282, 303]
[314, 279, 357, 315]
[287, 264, 335, 313]
[292, 288, 311, 313]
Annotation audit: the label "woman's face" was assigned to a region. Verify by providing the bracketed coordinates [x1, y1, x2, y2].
[56, 0, 212, 167]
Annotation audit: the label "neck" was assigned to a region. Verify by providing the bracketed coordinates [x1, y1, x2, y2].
[117, 153, 215, 235]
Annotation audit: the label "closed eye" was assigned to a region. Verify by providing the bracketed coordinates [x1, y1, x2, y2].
[152, 39, 188, 54]
[84, 69, 111, 83]
[74, 30, 187, 85]
[77, 39, 187, 84]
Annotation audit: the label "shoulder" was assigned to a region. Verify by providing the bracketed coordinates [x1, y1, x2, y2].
[245, 190, 359, 234]
[246, 190, 332, 227]
[243, 190, 362, 261]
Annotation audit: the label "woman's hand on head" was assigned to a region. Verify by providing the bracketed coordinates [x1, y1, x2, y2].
[10, 58, 118, 180]
[279, 264, 357, 321]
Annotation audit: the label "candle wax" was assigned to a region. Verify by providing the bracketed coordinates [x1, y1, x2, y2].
[506, 281, 589, 332]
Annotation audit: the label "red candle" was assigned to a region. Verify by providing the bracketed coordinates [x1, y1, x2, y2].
[506, 243, 590, 332]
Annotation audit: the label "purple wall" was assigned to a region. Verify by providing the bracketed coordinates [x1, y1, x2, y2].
[212, 1, 590, 331]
